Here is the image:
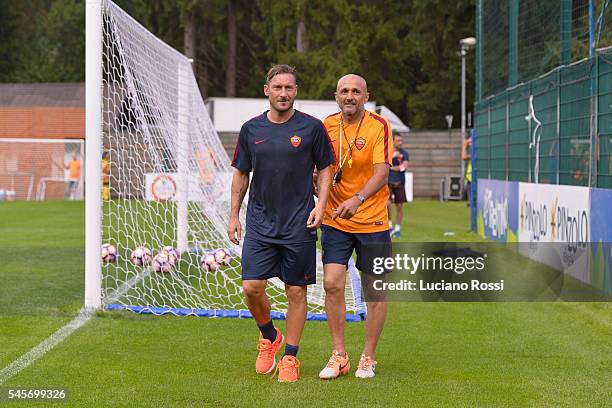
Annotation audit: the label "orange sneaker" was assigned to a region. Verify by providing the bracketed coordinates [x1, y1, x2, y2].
[255, 328, 284, 374]
[318, 351, 350, 379]
[277, 355, 300, 382]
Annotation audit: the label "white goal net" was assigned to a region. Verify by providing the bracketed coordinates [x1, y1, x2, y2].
[97, 0, 362, 320]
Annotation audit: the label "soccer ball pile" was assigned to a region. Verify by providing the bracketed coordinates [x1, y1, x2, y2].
[103, 244, 231, 273]
[200, 248, 231, 272]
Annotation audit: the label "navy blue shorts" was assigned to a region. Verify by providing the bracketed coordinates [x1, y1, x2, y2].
[241, 235, 316, 286]
[321, 225, 392, 275]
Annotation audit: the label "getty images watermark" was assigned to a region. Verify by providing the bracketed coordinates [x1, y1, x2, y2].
[370, 252, 505, 292]
[359, 243, 612, 302]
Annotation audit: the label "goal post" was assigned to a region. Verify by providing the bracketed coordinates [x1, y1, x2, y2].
[176, 61, 190, 254]
[86, 0, 364, 320]
[85, 0, 103, 310]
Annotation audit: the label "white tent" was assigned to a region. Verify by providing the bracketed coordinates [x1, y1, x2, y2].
[375, 105, 410, 133]
[205, 97, 408, 133]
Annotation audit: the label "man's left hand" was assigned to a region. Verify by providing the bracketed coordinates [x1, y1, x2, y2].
[307, 205, 325, 229]
[332, 196, 361, 220]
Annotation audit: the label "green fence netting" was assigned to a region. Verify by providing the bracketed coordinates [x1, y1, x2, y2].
[475, 0, 612, 188]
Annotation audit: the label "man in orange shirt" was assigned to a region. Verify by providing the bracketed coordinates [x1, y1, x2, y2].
[319, 74, 393, 380]
[60, 151, 81, 200]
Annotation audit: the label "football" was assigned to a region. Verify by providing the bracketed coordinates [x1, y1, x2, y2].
[152, 251, 173, 273]
[101, 243, 117, 263]
[200, 252, 219, 272]
[130, 246, 152, 266]
[214, 248, 231, 266]
[161, 246, 180, 265]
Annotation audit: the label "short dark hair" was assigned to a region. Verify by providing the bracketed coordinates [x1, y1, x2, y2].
[266, 64, 297, 84]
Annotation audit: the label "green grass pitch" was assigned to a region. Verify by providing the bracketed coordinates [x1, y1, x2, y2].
[1, 200, 611, 407]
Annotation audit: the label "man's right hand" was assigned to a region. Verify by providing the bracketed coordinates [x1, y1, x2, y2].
[227, 217, 242, 244]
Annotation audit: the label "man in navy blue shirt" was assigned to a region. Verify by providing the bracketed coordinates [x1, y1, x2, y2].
[387, 131, 409, 238]
[228, 64, 335, 382]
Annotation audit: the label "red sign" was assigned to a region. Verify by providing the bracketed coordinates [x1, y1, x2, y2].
[151, 174, 177, 201]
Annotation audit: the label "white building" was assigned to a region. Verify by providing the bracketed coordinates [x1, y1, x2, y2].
[205, 97, 409, 133]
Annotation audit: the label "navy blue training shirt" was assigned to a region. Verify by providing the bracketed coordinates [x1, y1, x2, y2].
[231, 110, 336, 243]
[388, 148, 409, 184]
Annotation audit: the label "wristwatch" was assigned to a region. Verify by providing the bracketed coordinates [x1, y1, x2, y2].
[354, 193, 366, 204]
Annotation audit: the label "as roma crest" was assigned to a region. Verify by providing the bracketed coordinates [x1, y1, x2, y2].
[355, 137, 366, 150]
[290, 135, 302, 148]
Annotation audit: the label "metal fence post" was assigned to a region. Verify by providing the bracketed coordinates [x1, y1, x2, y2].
[506, 93, 509, 181]
[592, 52, 599, 187]
[556, 69, 561, 184]
[488, 106, 491, 179]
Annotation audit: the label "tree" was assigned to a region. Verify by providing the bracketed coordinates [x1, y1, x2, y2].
[0, 0, 24, 81]
[225, 0, 237, 97]
[0, 0, 84, 82]
[0, 0, 477, 128]
[253, 0, 418, 120]
[405, 0, 475, 128]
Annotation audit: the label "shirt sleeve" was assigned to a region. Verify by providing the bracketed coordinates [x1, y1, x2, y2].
[401, 148, 409, 162]
[312, 122, 336, 170]
[231, 126, 252, 172]
[372, 118, 393, 165]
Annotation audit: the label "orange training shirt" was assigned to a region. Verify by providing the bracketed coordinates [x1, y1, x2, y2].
[68, 159, 81, 181]
[323, 110, 393, 233]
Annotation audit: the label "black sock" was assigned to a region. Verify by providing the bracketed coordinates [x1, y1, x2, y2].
[257, 320, 277, 342]
[284, 343, 299, 357]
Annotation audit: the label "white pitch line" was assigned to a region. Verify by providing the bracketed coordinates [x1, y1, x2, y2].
[0, 265, 153, 385]
[105, 267, 152, 304]
[0, 266, 153, 384]
[0, 308, 93, 385]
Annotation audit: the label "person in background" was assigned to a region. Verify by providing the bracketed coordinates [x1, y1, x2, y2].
[102, 151, 110, 200]
[462, 134, 472, 206]
[55, 151, 81, 200]
[387, 131, 409, 238]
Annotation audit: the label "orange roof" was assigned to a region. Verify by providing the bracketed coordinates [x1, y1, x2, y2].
[0, 106, 84, 139]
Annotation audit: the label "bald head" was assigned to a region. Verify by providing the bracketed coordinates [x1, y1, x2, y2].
[336, 74, 368, 93]
[335, 74, 369, 123]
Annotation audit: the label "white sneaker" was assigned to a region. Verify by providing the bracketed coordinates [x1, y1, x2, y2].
[319, 351, 350, 379]
[355, 354, 377, 378]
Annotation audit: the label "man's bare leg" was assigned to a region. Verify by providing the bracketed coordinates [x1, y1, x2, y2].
[284, 284, 307, 346]
[360, 273, 387, 359]
[242, 280, 270, 324]
[395, 202, 403, 226]
[323, 263, 347, 354]
[362, 301, 387, 358]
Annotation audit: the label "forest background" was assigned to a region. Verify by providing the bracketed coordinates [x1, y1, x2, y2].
[0, 0, 475, 128]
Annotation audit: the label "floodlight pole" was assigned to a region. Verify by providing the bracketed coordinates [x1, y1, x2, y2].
[85, 0, 103, 310]
[460, 37, 476, 194]
[461, 46, 467, 185]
